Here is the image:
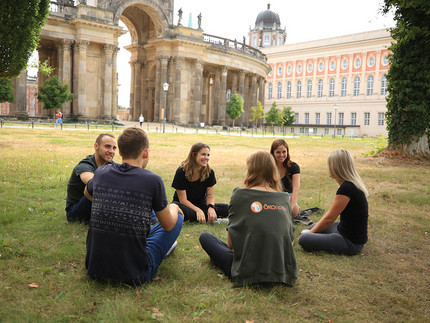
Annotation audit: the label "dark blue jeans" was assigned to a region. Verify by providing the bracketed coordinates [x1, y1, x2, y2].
[199, 232, 233, 278]
[143, 213, 184, 282]
[66, 195, 92, 223]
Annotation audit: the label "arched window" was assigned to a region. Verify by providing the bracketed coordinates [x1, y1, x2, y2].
[381, 75, 388, 95]
[296, 81, 302, 98]
[366, 75, 374, 96]
[286, 81, 291, 99]
[306, 80, 312, 98]
[329, 78, 335, 97]
[268, 83, 273, 99]
[277, 82, 282, 99]
[341, 77, 347, 96]
[317, 79, 323, 98]
[353, 76, 360, 96]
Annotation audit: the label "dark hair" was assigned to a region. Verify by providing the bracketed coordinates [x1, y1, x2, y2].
[270, 139, 294, 183]
[181, 143, 211, 181]
[95, 133, 115, 145]
[118, 128, 149, 159]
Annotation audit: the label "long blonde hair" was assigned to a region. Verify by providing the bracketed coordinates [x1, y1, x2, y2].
[244, 151, 283, 192]
[327, 149, 369, 197]
[181, 143, 212, 181]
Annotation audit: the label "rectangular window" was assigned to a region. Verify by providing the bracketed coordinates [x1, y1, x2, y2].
[295, 113, 299, 124]
[305, 128, 309, 134]
[364, 112, 370, 126]
[329, 79, 335, 97]
[277, 83, 282, 99]
[338, 112, 344, 125]
[317, 80, 323, 98]
[291, 127, 295, 133]
[286, 82, 291, 99]
[341, 78, 347, 97]
[299, 127, 304, 134]
[315, 113, 320, 125]
[252, 35, 257, 47]
[378, 112, 385, 126]
[337, 129, 342, 136]
[324, 128, 329, 135]
[268, 85, 272, 100]
[304, 113, 309, 124]
[326, 112, 332, 125]
[296, 82, 302, 98]
[313, 128, 318, 134]
[306, 81, 312, 98]
[264, 35, 270, 45]
[351, 112, 357, 125]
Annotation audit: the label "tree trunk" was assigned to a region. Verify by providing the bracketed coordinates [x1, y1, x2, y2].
[389, 129, 429, 155]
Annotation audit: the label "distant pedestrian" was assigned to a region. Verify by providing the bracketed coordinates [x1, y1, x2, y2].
[56, 109, 63, 127]
[139, 114, 144, 127]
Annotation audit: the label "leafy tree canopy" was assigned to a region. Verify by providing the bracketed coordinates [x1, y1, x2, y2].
[0, 0, 50, 78]
[382, 0, 430, 154]
[280, 106, 296, 126]
[37, 76, 73, 110]
[249, 101, 265, 127]
[0, 78, 15, 103]
[226, 92, 244, 127]
[265, 102, 282, 125]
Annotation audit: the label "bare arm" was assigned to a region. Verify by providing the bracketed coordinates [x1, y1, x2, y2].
[79, 172, 94, 185]
[227, 232, 233, 249]
[156, 203, 184, 231]
[310, 194, 350, 233]
[290, 173, 300, 205]
[84, 186, 93, 201]
[176, 189, 206, 223]
[206, 186, 218, 223]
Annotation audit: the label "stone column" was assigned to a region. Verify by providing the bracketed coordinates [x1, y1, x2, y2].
[201, 71, 209, 124]
[238, 71, 245, 126]
[213, 68, 221, 124]
[158, 56, 169, 122]
[133, 60, 142, 120]
[9, 69, 28, 118]
[167, 59, 175, 122]
[219, 66, 228, 126]
[112, 47, 119, 120]
[129, 60, 135, 121]
[103, 44, 115, 119]
[174, 56, 184, 123]
[193, 59, 204, 124]
[59, 39, 73, 116]
[141, 61, 148, 120]
[232, 71, 238, 94]
[77, 40, 89, 117]
[258, 77, 265, 107]
[154, 57, 161, 120]
[38, 46, 51, 116]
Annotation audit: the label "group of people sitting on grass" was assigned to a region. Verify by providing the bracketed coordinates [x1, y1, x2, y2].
[65, 128, 369, 287]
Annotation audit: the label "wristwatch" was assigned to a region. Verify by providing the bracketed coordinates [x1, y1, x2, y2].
[207, 204, 216, 210]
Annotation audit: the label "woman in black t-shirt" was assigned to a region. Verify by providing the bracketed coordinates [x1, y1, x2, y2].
[270, 139, 301, 219]
[172, 143, 228, 223]
[298, 149, 369, 256]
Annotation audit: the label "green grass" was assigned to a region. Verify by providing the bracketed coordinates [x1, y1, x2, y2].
[0, 128, 429, 322]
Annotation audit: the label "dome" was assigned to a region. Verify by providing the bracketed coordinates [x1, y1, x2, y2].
[255, 4, 281, 29]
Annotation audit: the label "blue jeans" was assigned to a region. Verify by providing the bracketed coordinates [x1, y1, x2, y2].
[143, 213, 184, 282]
[199, 232, 233, 278]
[298, 222, 364, 256]
[56, 118, 62, 126]
[66, 195, 92, 223]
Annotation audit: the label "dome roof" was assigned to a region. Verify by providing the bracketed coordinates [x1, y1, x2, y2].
[255, 4, 281, 28]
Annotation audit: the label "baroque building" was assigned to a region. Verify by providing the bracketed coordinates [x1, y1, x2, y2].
[251, 4, 392, 137]
[5, 0, 270, 126]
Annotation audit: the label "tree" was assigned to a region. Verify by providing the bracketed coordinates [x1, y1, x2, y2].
[280, 106, 296, 127]
[265, 102, 282, 130]
[226, 92, 244, 127]
[382, 0, 430, 155]
[37, 76, 73, 112]
[249, 101, 265, 128]
[0, 0, 50, 78]
[0, 78, 15, 103]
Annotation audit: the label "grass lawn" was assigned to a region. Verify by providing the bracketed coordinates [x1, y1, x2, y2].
[0, 128, 429, 322]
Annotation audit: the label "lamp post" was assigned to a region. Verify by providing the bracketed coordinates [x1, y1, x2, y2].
[333, 103, 338, 138]
[162, 82, 169, 133]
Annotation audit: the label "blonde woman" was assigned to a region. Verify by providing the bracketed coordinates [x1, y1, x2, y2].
[298, 150, 369, 256]
[199, 151, 297, 286]
[172, 143, 228, 223]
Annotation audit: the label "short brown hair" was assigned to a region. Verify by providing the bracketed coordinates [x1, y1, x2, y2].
[118, 128, 149, 159]
[95, 133, 115, 145]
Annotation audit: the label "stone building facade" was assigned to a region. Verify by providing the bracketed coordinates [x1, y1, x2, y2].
[6, 0, 270, 126]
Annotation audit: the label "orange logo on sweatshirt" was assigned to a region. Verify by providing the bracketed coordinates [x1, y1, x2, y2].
[250, 201, 263, 213]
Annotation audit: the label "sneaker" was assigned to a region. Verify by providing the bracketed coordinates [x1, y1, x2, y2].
[212, 218, 229, 224]
[165, 241, 178, 258]
[293, 214, 313, 226]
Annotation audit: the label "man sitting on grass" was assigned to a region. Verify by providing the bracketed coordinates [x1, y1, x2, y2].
[84, 127, 183, 285]
[65, 133, 117, 223]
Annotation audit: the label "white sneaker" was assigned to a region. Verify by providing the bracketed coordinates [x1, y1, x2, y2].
[165, 241, 178, 258]
[212, 218, 229, 224]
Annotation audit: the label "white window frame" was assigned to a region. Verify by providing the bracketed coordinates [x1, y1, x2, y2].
[353, 76, 360, 96]
[317, 79, 323, 98]
[296, 81, 302, 98]
[277, 82, 282, 99]
[355, 57, 361, 69]
[286, 81, 291, 99]
[329, 78, 335, 97]
[327, 112, 332, 125]
[268, 83, 273, 99]
[364, 112, 370, 126]
[306, 80, 312, 98]
[378, 112, 385, 126]
[351, 112, 357, 125]
[381, 75, 388, 95]
[367, 75, 374, 96]
[315, 112, 320, 125]
[304, 113, 309, 124]
[338, 112, 344, 125]
[342, 59, 348, 70]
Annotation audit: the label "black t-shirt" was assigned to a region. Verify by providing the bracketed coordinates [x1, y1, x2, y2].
[85, 163, 168, 283]
[280, 162, 300, 194]
[336, 181, 369, 245]
[171, 167, 216, 207]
